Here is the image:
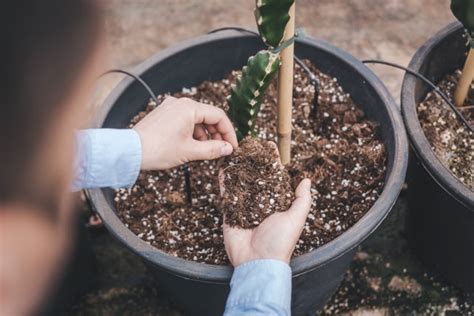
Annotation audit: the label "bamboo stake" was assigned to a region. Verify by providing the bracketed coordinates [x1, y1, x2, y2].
[454, 48, 474, 107]
[277, 3, 295, 165]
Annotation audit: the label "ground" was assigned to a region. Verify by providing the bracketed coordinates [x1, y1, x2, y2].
[71, 0, 473, 314]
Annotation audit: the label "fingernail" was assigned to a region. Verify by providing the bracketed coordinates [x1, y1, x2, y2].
[221, 142, 233, 156]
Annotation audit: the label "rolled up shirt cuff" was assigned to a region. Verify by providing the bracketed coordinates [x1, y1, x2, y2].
[72, 128, 142, 191]
[224, 259, 292, 316]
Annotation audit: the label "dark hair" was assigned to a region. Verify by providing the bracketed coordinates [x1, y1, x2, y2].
[0, 0, 102, 213]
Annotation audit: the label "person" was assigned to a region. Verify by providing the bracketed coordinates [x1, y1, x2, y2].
[0, 1, 311, 315]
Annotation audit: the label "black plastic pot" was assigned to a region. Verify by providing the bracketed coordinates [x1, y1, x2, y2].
[87, 30, 408, 315]
[401, 22, 474, 292]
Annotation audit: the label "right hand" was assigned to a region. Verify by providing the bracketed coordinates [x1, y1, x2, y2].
[219, 144, 312, 267]
[133, 97, 238, 170]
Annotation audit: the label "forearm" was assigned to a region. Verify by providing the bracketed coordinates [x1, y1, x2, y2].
[72, 129, 142, 191]
[224, 259, 292, 316]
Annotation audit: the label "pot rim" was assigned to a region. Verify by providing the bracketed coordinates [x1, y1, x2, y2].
[400, 21, 474, 210]
[87, 30, 408, 282]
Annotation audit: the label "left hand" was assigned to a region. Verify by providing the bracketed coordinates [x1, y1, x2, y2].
[133, 96, 238, 170]
[222, 177, 312, 266]
[219, 142, 312, 267]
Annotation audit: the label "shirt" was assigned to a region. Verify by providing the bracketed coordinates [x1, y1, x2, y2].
[74, 128, 292, 315]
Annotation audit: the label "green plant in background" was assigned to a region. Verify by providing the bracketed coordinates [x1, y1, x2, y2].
[450, 0, 474, 106]
[451, 0, 474, 42]
[228, 0, 294, 141]
[255, 0, 294, 48]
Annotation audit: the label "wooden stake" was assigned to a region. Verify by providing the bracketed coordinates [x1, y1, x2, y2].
[277, 3, 295, 165]
[454, 48, 474, 107]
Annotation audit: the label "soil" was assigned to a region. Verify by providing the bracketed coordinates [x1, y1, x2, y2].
[417, 70, 474, 191]
[221, 137, 294, 228]
[115, 60, 387, 264]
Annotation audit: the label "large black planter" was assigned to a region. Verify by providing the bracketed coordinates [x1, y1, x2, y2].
[87, 30, 408, 315]
[401, 22, 474, 292]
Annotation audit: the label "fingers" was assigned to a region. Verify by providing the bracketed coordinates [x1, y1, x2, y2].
[206, 124, 223, 140]
[194, 124, 224, 141]
[159, 96, 177, 106]
[163, 97, 238, 147]
[267, 141, 282, 166]
[218, 169, 225, 197]
[286, 179, 312, 225]
[193, 124, 208, 141]
[190, 101, 238, 149]
[188, 139, 233, 161]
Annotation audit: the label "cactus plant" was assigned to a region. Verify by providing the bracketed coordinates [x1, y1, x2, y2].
[451, 0, 474, 106]
[255, 0, 294, 48]
[451, 0, 474, 42]
[228, 0, 295, 141]
[228, 51, 280, 140]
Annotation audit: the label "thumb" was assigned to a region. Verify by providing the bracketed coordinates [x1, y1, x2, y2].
[218, 169, 226, 197]
[188, 139, 233, 161]
[286, 178, 312, 226]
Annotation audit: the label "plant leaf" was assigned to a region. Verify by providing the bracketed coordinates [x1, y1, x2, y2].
[228, 50, 280, 140]
[451, 0, 474, 35]
[255, 0, 295, 48]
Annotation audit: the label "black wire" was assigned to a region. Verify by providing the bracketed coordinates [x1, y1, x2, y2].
[362, 60, 473, 132]
[101, 69, 159, 105]
[208, 26, 258, 36]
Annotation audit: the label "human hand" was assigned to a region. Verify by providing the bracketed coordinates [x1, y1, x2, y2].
[133, 97, 238, 170]
[219, 145, 312, 267]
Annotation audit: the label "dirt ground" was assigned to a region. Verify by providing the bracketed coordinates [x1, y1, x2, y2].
[70, 0, 474, 315]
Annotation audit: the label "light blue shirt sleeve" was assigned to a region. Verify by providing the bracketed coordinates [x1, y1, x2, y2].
[72, 128, 142, 191]
[224, 259, 292, 316]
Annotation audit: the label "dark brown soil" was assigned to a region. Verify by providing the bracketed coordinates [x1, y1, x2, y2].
[115, 60, 387, 264]
[417, 70, 474, 191]
[221, 137, 294, 228]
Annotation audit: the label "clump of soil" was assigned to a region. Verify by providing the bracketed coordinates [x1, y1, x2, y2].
[221, 137, 294, 228]
[417, 70, 474, 191]
[115, 60, 387, 264]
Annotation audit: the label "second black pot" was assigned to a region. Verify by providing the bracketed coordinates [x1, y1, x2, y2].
[88, 30, 408, 315]
[401, 22, 474, 292]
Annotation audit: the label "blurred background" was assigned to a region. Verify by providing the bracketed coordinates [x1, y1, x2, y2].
[98, 0, 453, 106]
[72, 0, 473, 315]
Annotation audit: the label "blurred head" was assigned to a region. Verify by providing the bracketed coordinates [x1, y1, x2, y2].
[0, 1, 104, 314]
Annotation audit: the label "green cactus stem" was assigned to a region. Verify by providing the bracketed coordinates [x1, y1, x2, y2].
[255, 0, 295, 48]
[451, 0, 474, 47]
[227, 0, 296, 140]
[228, 50, 280, 140]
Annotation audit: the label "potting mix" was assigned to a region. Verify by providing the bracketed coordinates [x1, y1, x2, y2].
[417, 70, 474, 191]
[221, 137, 294, 229]
[115, 60, 387, 264]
